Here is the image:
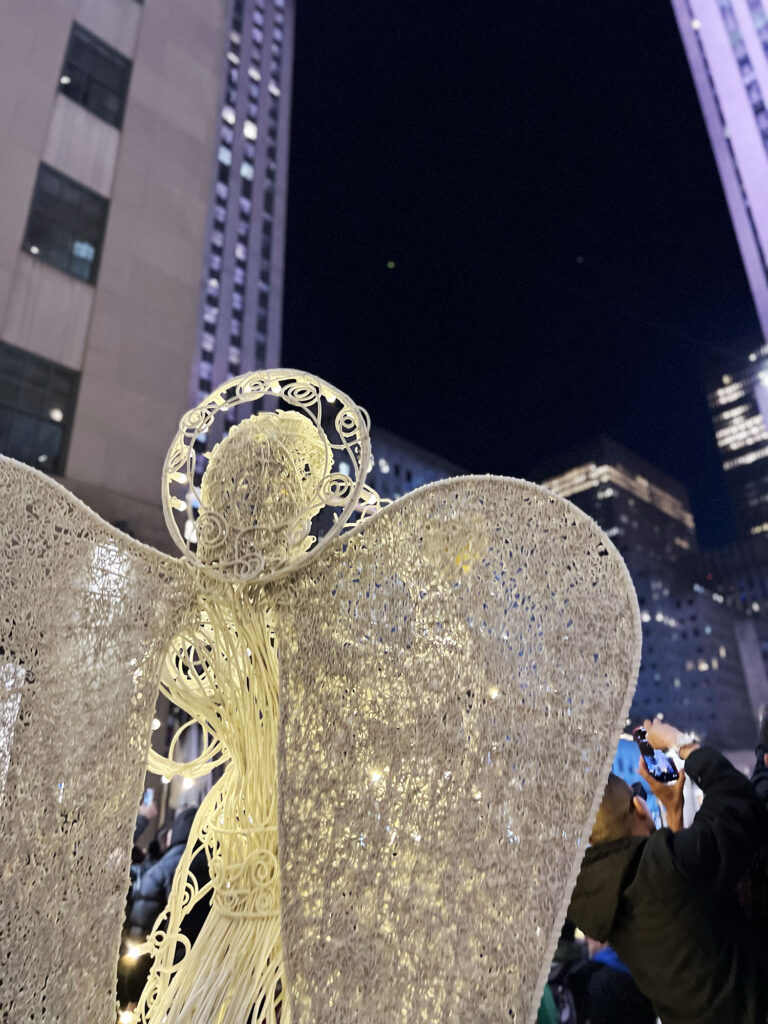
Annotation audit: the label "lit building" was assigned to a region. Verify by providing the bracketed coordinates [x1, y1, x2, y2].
[670, 0, 768, 340]
[538, 436, 698, 574]
[538, 437, 761, 747]
[706, 345, 768, 538]
[367, 427, 462, 502]
[0, 0, 294, 548]
[190, 0, 294, 463]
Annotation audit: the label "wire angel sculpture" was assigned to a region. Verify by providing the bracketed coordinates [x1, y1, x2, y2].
[0, 370, 641, 1024]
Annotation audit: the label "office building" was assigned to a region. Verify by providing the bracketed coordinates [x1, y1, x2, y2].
[538, 436, 698, 574]
[0, 0, 295, 549]
[706, 344, 768, 538]
[191, 0, 294, 424]
[670, 0, 768, 340]
[366, 426, 462, 502]
[538, 437, 762, 747]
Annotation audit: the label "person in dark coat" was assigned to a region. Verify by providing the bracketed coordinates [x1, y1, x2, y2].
[751, 711, 768, 807]
[568, 717, 768, 1024]
[566, 940, 656, 1024]
[128, 806, 199, 937]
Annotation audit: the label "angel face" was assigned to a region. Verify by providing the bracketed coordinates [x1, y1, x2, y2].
[196, 410, 331, 572]
[162, 372, 373, 583]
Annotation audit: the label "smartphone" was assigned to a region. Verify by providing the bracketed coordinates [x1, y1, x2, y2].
[143, 787, 155, 806]
[633, 727, 679, 783]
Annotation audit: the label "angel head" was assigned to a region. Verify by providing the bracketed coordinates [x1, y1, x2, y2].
[196, 410, 331, 575]
[163, 372, 375, 584]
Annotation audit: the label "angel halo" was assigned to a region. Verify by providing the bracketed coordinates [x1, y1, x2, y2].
[161, 369, 386, 583]
[0, 368, 641, 1024]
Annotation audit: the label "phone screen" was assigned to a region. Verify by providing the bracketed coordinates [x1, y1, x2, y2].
[143, 787, 154, 806]
[633, 727, 679, 783]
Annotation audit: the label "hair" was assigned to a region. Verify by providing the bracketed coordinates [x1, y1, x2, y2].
[590, 772, 634, 845]
[760, 710, 768, 751]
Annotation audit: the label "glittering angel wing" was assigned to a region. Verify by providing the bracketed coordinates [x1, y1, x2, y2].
[0, 456, 195, 1023]
[273, 475, 641, 1024]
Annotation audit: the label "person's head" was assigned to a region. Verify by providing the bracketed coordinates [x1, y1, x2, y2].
[155, 826, 172, 853]
[590, 772, 656, 845]
[169, 805, 198, 848]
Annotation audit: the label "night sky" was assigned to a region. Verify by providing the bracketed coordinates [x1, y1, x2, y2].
[282, 1, 764, 550]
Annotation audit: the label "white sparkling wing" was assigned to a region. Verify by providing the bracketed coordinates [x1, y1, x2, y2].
[0, 457, 195, 1023]
[274, 475, 641, 1024]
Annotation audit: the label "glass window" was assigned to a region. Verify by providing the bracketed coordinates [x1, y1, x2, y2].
[59, 23, 132, 129]
[0, 340, 79, 474]
[23, 164, 109, 283]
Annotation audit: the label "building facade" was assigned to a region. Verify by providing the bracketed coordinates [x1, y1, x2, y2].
[190, 0, 294, 438]
[0, 0, 294, 549]
[366, 426, 463, 502]
[670, 0, 768, 340]
[706, 344, 768, 538]
[538, 436, 762, 747]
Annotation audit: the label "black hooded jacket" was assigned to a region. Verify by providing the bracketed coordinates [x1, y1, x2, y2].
[129, 807, 201, 936]
[568, 746, 768, 1024]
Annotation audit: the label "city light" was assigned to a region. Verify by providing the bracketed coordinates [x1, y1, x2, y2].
[48, 407, 63, 423]
[151, 717, 161, 731]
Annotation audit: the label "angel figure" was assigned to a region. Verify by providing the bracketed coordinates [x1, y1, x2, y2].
[0, 370, 641, 1024]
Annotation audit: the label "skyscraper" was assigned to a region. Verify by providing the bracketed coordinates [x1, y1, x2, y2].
[670, 0, 768, 340]
[707, 344, 768, 538]
[191, 0, 294, 414]
[366, 426, 463, 502]
[0, 0, 295, 548]
[538, 436, 762, 746]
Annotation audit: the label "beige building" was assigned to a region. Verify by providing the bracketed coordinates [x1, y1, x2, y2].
[0, 0, 294, 551]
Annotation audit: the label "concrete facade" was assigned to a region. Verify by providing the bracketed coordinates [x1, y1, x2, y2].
[0, 0, 228, 547]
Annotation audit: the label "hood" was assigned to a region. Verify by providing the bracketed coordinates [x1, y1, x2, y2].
[169, 806, 198, 847]
[567, 836, 645, 942]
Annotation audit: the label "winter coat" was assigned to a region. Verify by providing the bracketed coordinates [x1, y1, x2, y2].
[752, 743, 768, 808]
[568, 746, 768, 1024]
[128, 807, 198, 936]
[567, 948, 656, 1024]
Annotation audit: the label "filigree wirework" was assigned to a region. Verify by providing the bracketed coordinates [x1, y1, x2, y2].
[162, 370, 376, 584]
[0, 369, 642, 1024]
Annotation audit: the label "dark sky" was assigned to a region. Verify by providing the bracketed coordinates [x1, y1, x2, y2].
[282, 0, 764, 550]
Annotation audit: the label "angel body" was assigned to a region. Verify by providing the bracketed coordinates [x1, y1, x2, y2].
[0, 370, 642, 1024]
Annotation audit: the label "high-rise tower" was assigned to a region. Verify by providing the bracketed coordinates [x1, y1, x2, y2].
[190, 0, 294, 416]
[670, 0, 768, 340]
[538, 437, 762, 746]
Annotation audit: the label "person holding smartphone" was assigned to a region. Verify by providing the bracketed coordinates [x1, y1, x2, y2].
[567, 717, 768, 1024]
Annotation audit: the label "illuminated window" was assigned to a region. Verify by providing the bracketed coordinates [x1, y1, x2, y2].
[59, 23, 132, 129]
[0, 340, 79, 475]
[23, 164, 108, 283]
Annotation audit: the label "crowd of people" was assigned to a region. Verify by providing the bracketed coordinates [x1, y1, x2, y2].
[538, 715, 768, 1024]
